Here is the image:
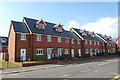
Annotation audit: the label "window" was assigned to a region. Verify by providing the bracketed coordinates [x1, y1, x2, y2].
[85, 40, 88, 45]
[58, 27, 62, 32]
[38, 24, 44, 29]
[71, 49, 74, 57]
[94, 41, 96, 45]
[71, 39, 74, 44]
[36, 34, 41, 41]
[90, 40, 92, 45]
[78, 39, 80, 44]
[36, 49, 43, 55]
[97, 41, 99, 45]
[21, 34, 26, 40]
[78, 49, 81, 57]
[65, 38, 69, 43]
[103, 43, 104, 46]
[47, 35, 51, 42]
[64, 49, 69, 54]
[86, 49, 89, 54]
[58, 37, 61, 43]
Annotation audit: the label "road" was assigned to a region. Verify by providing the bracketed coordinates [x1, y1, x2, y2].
[2, 57, 119, 79]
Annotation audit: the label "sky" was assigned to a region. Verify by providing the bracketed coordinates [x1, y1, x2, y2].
[0, 2, 118, 38]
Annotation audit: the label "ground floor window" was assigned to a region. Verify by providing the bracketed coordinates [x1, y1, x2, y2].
[71, 49, 74, 57]
[78, 49, 81, 57]
[86, 49, 89, 54]
[36, 49, 43, 55]
[64, 49, 69, 54]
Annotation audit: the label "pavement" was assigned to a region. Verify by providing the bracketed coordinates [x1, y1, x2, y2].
[1, 57, 119, 79]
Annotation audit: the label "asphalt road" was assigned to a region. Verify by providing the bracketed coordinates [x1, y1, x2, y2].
[2, 57, 119, 79]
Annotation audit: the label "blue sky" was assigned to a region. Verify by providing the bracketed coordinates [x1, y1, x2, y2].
[0, 2, 118, 38]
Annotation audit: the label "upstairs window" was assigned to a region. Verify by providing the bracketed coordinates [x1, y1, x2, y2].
[71, 39, 74, 44]
[21, 34, 26, 40]
[94, 41, 96, 45]
[85, 40, 88, 45]
[78, 39, 80, 44]
[58, 27, 62, 32]
[97, 41, 99, 45]
[36, 34, 41, 41]
[58, 37, 61, 43]
[90, 40, 92, 45]
[47, 35, 51, 42]
[65, 38, 69, 43]
[38, 24, 45, 29]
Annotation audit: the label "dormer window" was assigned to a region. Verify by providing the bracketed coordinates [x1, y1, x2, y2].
[1, 38, 7, 43]
[38, 24, 45, 29]
[58, 27, 62, 32]
[54, 24, 63, 32]
[36, 19, 46, 29]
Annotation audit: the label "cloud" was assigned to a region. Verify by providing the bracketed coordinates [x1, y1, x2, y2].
[68, 17, 118, 38]
[67, 20, 80, 30]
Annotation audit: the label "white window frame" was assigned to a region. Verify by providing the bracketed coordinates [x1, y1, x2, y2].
[58, 37, 61, 43]
[94, 41, 96, 45]
[78, 39, 80, 44]
[36, 34, 41, 41]
[38, 24, 45, 29]
[47, 35, 51, 42]
[58, 27, 62, 32]
[85, 40, 88, 45]
[21, 33, 26, 40]
[36, 49, 43, 55]
[97, 41, 99, 45]
[71, 38, 74, 44]
[86, 49, 89, 54]
[64, 49, 69, 54]
[65, 38, 69, 43]
[90, 40, 92, 45]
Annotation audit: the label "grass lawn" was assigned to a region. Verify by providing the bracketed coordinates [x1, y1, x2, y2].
[0, 61, 21, 69]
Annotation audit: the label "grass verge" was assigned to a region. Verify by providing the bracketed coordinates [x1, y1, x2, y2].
[0, 61, 21, 69]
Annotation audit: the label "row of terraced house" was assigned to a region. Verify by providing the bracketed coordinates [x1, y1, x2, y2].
[7, 17, 117, 62]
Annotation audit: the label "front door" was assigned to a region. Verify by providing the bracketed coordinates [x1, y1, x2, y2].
[78, 49, 81, 57]
[20, 49, 26, 61]
[90, 49, 93, 56]
[47, 48, 52, 59]
[71, 49, 74, 57]
[0, 53, 3, 60]
[57, 49, 62, 58]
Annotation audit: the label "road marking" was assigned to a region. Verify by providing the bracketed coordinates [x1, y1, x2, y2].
[80, 70, 98, 73]
[109, 72, 118, 75]
[63, 74, 69, 77]
[111, 74, 120, 80]
[99, 62, 110, 66]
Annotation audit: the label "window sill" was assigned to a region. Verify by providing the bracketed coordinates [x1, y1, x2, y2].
[21, 39, 26, 41]
[36, 54, 43, 55]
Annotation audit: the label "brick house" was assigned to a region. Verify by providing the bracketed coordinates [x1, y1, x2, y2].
[0, 36, 8, 61]
[95, 34, 116, 54]
[115, 36, 120, 51]
[8, 17, 82, 62]
[70, 28, 105, 56]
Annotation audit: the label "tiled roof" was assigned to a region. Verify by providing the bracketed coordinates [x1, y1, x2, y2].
[23, 17, 79, 39]
[72, 28, 103, 42]
[96, 33, 115, 43]
[11, 21, 29, 33]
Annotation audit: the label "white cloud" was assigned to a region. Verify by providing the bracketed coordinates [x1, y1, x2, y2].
[67, 20, 80, 30]
[68, 17, 118, 38]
